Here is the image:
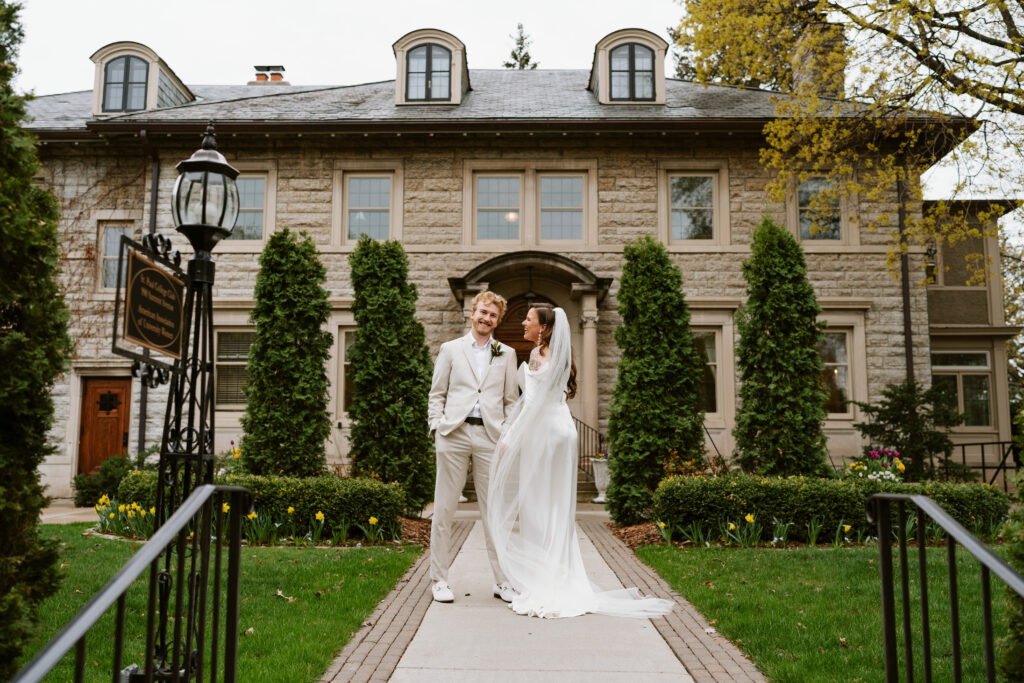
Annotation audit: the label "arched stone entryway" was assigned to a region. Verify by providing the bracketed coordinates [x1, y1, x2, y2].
[448, 252, 611, 429]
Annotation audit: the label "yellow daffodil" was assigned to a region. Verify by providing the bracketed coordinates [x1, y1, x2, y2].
[247, 511, 257, 520]
[315, 511, 325, 522]
[109, 512, 115, 519]
[139, 509, 146, 517]
[150, 507, 156, 515]
[287, 506, 295, 515]
[745, 514, 755, 524]
[658, 521, 666, 529]
[898, 462, 905, 472]
[118, 504, 125, 512]
[222, 503, 230, 513]
[369, 516, 378, 525]
[728, 523, 736, 531]
[843, 525, 851, 533]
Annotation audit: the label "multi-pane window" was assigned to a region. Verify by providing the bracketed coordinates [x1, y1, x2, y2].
[347, 176, 391, 240]
[407, 44, 451, 101]
[692, 331, 718, 414]
[670, 175, 714, 240]
[226, 176, 266, 241]
[539, 175, 583, 241]
[101, 225, 131, 289]
[341, 331, 356, 414]
[817, 331, 850, 414]
[215, 331, 255, 408]
[609, 43, 654, 100]
[932, 352, 992, 427]
[799, 177, 841, 240]
[103, 56, 148, 112]
[476, 176, 521, 240]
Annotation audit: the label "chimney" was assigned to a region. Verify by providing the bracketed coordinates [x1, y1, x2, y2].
[790, 22, 845, 97]
[248, 65, 289, 85]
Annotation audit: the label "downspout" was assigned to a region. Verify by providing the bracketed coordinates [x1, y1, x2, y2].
[137, 130, 159, 454]
[897, 175, 916, 384]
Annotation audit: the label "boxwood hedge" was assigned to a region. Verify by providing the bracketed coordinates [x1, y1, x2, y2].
[117, 471, 406, 538]
[652, 474, 1010, 542]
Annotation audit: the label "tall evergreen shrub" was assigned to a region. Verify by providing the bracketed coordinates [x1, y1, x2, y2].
[347, 238, 434, 514]
[241, 229, 332, 477]
[0, 3, 73, 674]
[607, 236, 706, 525]
[733, 217, 830, 476]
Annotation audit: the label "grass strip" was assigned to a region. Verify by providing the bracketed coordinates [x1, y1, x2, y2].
[18, 523, 422, 682]
[638, 543, 1010, 682]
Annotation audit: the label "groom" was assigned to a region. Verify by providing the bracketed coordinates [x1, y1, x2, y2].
[428, 291, 519, 603]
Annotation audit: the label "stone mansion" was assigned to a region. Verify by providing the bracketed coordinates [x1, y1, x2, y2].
[26, 28, 1016, 498]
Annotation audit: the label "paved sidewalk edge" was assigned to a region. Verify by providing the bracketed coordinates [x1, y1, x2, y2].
[579, 520, 766, 683]
[320, 520, 473, 683]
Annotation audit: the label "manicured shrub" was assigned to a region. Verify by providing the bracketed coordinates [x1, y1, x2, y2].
[72, 453, 131, 507]
[607, 236, 706, 525]
[117, 470, 405, 539]
[347, 238, 434, 514]
[241, 229, 333, 477]
[0, 4, 74, 676]
[652, 473, 1009, 543]
[998, 472, 1024, 680]
[733, 217, 830, 476]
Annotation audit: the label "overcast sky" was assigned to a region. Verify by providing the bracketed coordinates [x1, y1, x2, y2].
[14, 0, 683, 95]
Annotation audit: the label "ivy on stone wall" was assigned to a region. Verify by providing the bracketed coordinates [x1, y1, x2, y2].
[0, 2, 73, 675]
[241, 229, 332, 477]
[733, 217, 830, 476]
[347, 237, 434, 515]
[607, 236, 706, 525]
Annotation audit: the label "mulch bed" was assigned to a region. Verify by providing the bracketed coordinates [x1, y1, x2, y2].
[609, 521, 663, 550]
[400, 516, 431, 546]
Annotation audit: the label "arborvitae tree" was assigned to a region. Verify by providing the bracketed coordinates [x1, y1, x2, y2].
[0, 2, 73, 674]
[607, 236, 705, 525]
[347, 238, 434, 514]
[241, 229, 332, 477]
[733, 217, 830, 476]
[503, 23, 539, 70]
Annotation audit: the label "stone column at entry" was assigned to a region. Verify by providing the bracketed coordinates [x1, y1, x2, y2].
[580, 293, 599, 429]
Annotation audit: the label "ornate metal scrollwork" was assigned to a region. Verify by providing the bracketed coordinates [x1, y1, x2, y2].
[141, 232, 182, 269]
[132, 359, 171, 388]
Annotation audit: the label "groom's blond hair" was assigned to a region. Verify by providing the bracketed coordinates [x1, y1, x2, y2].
[472, 291, 508, 323]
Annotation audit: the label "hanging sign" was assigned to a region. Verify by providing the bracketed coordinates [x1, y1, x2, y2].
[123, 249, 185, 359]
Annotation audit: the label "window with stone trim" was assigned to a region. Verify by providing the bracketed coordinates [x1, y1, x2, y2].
[225, 175, 267, 241]
[339, 329, 356, 415]
[99, 223, 131, 290]
[817, 330, 851, 415]
[103, 55, 148, 112]
[798, 177, 841, 240]
[215, 330, 255, 409]
[931, 351, 992, 427]
[692, 329, 719, 415]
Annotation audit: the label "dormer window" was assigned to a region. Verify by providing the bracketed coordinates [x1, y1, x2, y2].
[393, 29, 469, 105]
[407, 44, 451, 101]
[589, 29, 668, 105]
[90, 41, 194, 116]
[102, 56, 148, 112]
[609, 44, 654, 101]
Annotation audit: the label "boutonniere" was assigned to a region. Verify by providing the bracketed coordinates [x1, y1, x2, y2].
[489, 341, 504, 361]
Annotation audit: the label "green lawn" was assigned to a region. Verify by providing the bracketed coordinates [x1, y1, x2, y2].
[18, 523, 422, 682]
[638, 543, 1012, 682]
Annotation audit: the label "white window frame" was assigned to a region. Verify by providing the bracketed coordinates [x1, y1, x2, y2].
[462, 159, 598, 247]
[215, 161, 277, 251]
[336, 327, 358, 424]
[97, 221, 133, 292]
[818, 328, 854, 418]
[817, 309, 868, 424]
[787, 175, 859, 247]
[691, 327, 721, 419]
[332, 160, 404, 246]
[214, 328, 255, 412]
[392, 30, 468, 106]
[658, 160, 730, 248]
[931, 350, 994, 429]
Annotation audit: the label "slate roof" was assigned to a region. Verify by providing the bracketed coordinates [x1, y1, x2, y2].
[26, 70, 788, 133]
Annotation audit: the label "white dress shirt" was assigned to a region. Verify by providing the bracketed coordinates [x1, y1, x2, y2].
[468, 335, 492, 419]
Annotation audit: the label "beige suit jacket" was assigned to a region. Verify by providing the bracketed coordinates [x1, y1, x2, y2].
[428, 334, 519, 442]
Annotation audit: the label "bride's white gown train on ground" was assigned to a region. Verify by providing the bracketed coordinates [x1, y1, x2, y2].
[486, 308, 674, 619]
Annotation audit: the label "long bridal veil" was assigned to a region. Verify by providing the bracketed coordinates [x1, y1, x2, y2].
[486, 307, 674, 618]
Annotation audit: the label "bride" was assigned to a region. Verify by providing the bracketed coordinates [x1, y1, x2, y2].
[486, 304, 674, 619]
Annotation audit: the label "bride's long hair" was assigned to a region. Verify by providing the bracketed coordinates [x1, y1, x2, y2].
[532, 304, 577, 399]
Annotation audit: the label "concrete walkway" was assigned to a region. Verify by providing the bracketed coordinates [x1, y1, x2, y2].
[322, 505, 763, 683]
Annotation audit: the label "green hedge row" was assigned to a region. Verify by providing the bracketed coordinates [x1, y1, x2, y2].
[652, 474, 1010, 542]
[117, 471, 406, 537]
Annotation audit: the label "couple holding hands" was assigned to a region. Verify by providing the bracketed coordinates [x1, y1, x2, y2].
[427, 291, 673, 620]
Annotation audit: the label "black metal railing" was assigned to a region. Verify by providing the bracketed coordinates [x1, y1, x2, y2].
[15, 484, 251, 683]
[929, 441, 1019, 492]
[866, 493, 1024, 683]
[574, 416, 607, 482]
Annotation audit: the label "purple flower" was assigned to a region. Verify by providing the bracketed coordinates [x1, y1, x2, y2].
[882, 462, 888, 468]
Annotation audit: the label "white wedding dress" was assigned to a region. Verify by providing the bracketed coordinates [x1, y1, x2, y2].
[486, 308, 674, 619]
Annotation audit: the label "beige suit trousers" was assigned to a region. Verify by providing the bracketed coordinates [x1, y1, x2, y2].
[430, 422, 507, 585]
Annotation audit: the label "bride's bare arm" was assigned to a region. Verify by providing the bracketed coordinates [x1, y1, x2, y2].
[528, 345, 546, 371]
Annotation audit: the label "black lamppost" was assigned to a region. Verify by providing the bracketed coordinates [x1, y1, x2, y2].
[151, 122, 238, 679]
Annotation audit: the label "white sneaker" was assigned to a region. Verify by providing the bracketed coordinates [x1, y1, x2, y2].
[493, 582, 516, 603]
[431, 581, 454, 603]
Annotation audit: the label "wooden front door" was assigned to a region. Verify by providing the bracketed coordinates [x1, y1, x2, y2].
[78, 378, 131, 474]
[495, 294, 555, 367]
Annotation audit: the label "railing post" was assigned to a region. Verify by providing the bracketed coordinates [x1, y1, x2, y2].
[224, 489, 246, 683]
[897, 501, 914, 683]
[873, 497, 899, 682]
